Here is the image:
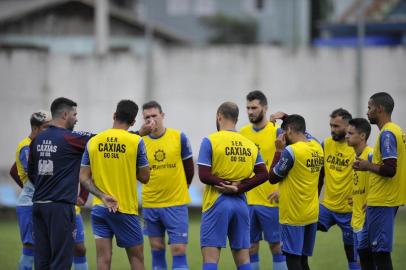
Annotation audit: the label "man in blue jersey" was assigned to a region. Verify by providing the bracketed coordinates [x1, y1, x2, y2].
[12, 109, 90, 270]
[198, 102, 269, 270]
[141, 101, 194, 270]
[345, 118, 373, 270]
[80, 99, 150, 270]
[28, 97, 92, 270]
[240, 91, 287, 270]
[268, 114, 323, 270]
[353, 92, 405, 270]
[12, 111, 51, 270]
[318, 108, 359, 270]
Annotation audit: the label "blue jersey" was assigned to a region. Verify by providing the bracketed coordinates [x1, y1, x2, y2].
[28, 125, 92, 204]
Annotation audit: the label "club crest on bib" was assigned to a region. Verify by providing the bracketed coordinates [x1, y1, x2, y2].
[154, 149, 166, 162]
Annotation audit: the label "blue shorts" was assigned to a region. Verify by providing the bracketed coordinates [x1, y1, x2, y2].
[280, 223, 317, 256]
[143, 205, 189, 244]
[353, 224, 369, 251]
[318, 204, 353, 245]
[75, 214, 85, 244]
[249, 205, 280, 244]
[16, 205, 34, 245]
[200, 194, 250, 250]
[366, 206, 398, 253]
[91, 205, 143, 248]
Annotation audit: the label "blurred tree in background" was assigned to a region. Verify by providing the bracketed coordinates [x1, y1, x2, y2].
[201, 13, 258, 44]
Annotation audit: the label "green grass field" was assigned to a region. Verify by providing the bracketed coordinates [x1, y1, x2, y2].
[1, 209, 405, 269]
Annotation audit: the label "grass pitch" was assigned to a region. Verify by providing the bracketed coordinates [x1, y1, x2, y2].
[1, 208, 405, 269]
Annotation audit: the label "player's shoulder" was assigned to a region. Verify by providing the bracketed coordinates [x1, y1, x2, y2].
[380, 123, 403, 138]
[323, 136, 333, 145]
[17, 136, 31, 149]
[72, 130, 93, 138]
[382, 122, 403, 132]
[166, 127, 182, 137]
[239, 124, 252, 133]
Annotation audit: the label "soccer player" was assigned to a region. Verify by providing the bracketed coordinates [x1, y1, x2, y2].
[73, 200, 90, 270]
[14, 111, 51, 270]
[13, 110, 90, 270]
[345, 118, 373, 270]
[353, 92, 405, 270]
[269, 114, 324, 270]
[198, 102, 269, 270]
[79, 99, 150, 270]
[239, 91, 287, 270]
[28, 97, 93, 269]
[318, 108, 359, 270]
[141, 101, 194, 270]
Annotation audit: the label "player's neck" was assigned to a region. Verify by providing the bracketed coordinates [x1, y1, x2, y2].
[377, 116, 391, 130]
[252, 119, 268, 130]
[291, 133, 308, 144]
[52, 119, 68, 130]
[219, 122, 236, 131]
[151, 126, 166, 138]
[112, 121, 130, 130]
[354, 142, 367, 156]
[336, 138, 346, 144]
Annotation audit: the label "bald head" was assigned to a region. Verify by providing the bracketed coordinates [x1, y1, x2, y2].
[217, 102, 239, 123]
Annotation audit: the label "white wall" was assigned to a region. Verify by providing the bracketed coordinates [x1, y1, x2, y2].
[1, 46, 405, 176]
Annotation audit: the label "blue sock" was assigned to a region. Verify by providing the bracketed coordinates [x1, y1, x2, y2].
[173, 254, 188, 270]
[202, 263, 217, 270]
[19, 248, 34, 270]
[349, 262, 361, 270]
[272, 253, 287, 270]
[238, 263, 252, 270]
[152, 249, 167, 270]
[250, 253, 259, 270]
[73, 256, 88, 270]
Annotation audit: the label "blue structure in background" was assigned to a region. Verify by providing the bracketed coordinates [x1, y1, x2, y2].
[315, 0, 406, 47]
[0, 184, 18, 207]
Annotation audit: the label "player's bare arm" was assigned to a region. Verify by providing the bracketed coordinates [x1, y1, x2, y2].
[79, 166, 118, 212]
[137, 165, 150, 184]
[353, 157, 397, 177]
[138, 119, 156, 136]
[270, 111, 288, 124]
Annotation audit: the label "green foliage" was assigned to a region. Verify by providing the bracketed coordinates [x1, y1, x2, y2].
[201, 13, 258, 44]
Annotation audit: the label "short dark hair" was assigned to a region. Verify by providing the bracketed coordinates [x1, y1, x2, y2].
[349, 118, 371, 141]
[370, 92, 394, 114]
[142, 100, 163, 113]
[50, 97, 77, 118]
[217, 102, 239, 123]
[281, 114, 306, 133]
[115, 100, 139, 125]
[30, 110, 51, 127]
[330, 108, 352, 122]
[246, 90, 268, 106]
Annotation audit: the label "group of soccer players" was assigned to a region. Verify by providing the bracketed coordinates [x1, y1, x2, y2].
[11, 91, 404, 270]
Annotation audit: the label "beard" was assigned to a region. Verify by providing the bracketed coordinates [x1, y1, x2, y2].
[249, 110, 264, 124]
[66, 117, 76, 131]
[368, 116, 377, 125]
[66, 122, 75, 131]
[332, 131, 346, 141]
